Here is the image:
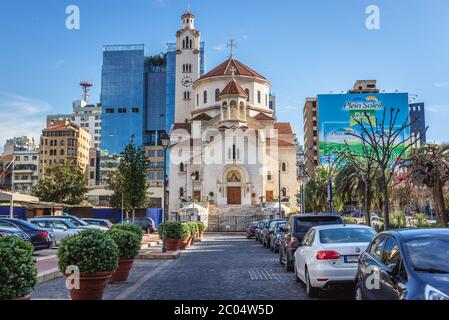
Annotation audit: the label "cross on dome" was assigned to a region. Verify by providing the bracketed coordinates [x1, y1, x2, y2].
[227, 39, 237, 59]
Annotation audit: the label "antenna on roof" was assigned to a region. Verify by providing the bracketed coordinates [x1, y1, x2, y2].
[227, 39, 237, 59]
[80, 81, 93, 103]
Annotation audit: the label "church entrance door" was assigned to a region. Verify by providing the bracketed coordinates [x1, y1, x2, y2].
[227, 187, 241, 205]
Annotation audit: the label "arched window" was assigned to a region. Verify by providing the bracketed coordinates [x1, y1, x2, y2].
[184, 91, 190, 100]
[194, 171, 200, 181]
[282, 188, 287, 197]
[227, 171, 241, 182]
[282, 162, 287, 172]
[184, 36, 189, 48]
[196, 94, 199, 106]
[257, 91, 261, 104]
[245, 89, 250, 101]
[267, 171, 272, 181]
[179, 162, 185, 172]
[180, 188, 184, 197]
[215, 88, 220, 101]
[190, 39, 192, 49]
[203, 91, 208, 104]
[232, 144, 237, 160]
[182, 39, 186, 49]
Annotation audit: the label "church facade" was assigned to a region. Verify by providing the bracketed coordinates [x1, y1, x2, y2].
[168, 12, 298, 215]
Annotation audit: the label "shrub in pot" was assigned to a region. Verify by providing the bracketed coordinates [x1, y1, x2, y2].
[177, 223, 192, 250]
[111, 223, 144, 241]
[57, 229, 119, 300]
[106, 229, 141, 283]
[0, 236, 37, 300]
[196, 222, 206, 239]
[157, 221, 185, 251]
[186, 222, 199, 245]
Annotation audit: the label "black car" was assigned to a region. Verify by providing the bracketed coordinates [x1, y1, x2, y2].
[0, 218, 52, 251]
[355, 228, 449, 300]
[124, 217, 156, 233]
[279, 214, 343, 272]
[262, 219, 286, 249]
[269, 221, 286, 253]
[246, 221, 258, 239]
[0, 226, 31, 243]
[255, 220, 269, 242]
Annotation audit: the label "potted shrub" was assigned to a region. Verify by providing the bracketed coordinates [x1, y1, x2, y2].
[58, 229, 119, 300]
[106, 229, 141, 283]
[0, 236, 37, 300]
[208, 191, 215, 203]
[157, 221, 183, 251]
[111, 223, 144, 241]
[196, 222, 207, 239]
[177, 223, 192, 250]
[186, 222, 199, 246]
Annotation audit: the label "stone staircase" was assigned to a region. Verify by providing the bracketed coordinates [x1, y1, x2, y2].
[207, 205, 266, 232]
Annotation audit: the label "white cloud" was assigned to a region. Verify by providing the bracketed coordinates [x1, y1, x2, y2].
[433, 81, 449, 88]
[0, 92, 52, 153]
[152, 0, 168, 8]
[52, 59, 65, 69]
[426, 104, 449, 113]
[213, 44, 225, 51]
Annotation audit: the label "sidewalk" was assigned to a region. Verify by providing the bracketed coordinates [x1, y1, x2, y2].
[35, 253, 61, 284]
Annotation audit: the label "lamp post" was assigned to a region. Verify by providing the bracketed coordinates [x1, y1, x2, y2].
[191, 172, 196, 221]
[278, 163, 282, 218]
[161, 132, 170, 253]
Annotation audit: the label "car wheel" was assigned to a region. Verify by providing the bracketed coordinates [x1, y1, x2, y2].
[355, 282, 363, 301]
[270, 242, 274, 252]
[305, 268, 319, 298]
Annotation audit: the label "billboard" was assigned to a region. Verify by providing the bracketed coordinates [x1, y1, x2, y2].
[317, 93, 410, 163]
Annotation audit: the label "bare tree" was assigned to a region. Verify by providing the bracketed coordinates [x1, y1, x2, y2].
[345, 107, 421, 230]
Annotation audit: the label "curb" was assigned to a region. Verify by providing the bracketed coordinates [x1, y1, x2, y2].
[137, 250, 181, 260]
[37, 268, 62, 284]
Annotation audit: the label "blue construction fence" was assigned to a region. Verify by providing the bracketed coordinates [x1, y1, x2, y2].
[0, 206, 26, 220]
[90, 208, 163, 226]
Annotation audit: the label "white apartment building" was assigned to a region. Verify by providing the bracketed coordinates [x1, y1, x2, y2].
[11, 150, 39, 194]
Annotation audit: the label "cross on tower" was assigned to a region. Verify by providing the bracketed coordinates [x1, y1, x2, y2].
[227, 40, 237, 59]
[187, 3, 190, 13]
[230, 66, 237, 79]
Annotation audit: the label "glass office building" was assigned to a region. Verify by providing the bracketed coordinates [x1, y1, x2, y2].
[100, 45, 145, 155]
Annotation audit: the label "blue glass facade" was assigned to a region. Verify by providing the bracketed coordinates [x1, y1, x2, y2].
[145, 62, 167, 132]
[409, 102, 427, 144]
[101, 45, 145, 154]
[165, 43, 177, 134]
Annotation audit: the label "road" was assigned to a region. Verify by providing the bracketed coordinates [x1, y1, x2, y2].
[32, 234, 353, 300]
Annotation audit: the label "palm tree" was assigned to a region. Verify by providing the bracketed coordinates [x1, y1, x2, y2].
[304, 167, 329, 213]
[412, 144, 449, 227]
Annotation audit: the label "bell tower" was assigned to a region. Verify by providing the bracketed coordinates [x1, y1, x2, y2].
[174, 11, 201, 123]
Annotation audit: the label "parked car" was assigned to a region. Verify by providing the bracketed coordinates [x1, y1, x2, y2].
[0, 226, 31, 243]
[82, 218, 113, 229]
[355, 228, 449, 300]
[29, 218, 81, 245]
[255, 220, 268, 242]
[246, 221, 258, 239]
[123, 217, 156, 233]
[34, 215, 106, 230]
[269, 221, 286, 253]
[0, 218, 53, 251]
[279, 214, 343, 272]
[262, 218, 286, 249]
[294, 224, 376, 298]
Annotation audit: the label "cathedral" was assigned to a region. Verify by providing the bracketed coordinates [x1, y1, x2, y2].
[168, 12, 298, 216]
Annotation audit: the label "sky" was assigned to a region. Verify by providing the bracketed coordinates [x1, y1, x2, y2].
[1, 0, 449, 153]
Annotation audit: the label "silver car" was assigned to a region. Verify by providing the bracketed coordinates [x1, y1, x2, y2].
[29, 218, 80, 245]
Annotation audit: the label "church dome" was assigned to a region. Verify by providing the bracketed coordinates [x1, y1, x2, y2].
[198, 58, 268, 82]
[220, 79, 248, 97]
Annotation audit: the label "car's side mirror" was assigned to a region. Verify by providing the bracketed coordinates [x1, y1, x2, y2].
[386, 263, 398, 276]
[276, 227, 281, 232]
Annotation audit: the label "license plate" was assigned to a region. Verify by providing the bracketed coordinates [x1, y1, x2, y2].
[344, 255, 359, 263]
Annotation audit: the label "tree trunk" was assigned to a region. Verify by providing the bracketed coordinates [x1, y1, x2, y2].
[380, 171, 390, 230]
[132, 208, 136, 223]
[364, 177, 372, 227]
[435, 179, 448, 227]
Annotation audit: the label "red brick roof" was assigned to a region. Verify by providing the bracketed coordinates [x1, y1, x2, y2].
[191, 113, 213, 121]
[266, 138, 296, 147]
[274, 123, 294, 135]
[181, 12, 195, 19]
[172, 123, 192, 134]
[200, 58, 267, 81]
[254, 113, 275, 121]
[220, 79, 248, 97]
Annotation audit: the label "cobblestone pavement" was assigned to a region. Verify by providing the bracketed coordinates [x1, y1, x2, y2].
[32, 234, 353, 300]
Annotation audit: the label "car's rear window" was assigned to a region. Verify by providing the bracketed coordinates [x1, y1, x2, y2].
[294, 216, 342, 233]
[319, 228, 376, 244]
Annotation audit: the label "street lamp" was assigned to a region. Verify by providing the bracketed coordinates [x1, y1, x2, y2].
[278, 163, 282, 218]
[191, 172, 196, 221]
[161, 132, 170, 253]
